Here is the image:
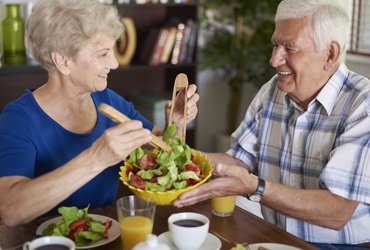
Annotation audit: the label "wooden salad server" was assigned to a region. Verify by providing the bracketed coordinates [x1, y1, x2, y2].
[98, 103, 172, 153]
[168, 73, 189, 141]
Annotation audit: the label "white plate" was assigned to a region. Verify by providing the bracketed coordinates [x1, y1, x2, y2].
[248, 243, 303, 250]
[158, 231, 221, 250]
[36, 214, 120, 249]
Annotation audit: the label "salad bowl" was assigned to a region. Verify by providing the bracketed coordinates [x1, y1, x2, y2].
[119, 150, 214, 205]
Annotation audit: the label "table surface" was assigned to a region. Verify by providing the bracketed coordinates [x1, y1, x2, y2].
[0, 201, 318, 250]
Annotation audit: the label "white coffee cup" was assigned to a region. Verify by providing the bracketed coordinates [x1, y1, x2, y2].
[168, 212, 209, 250]
[23, 236, 75, 250]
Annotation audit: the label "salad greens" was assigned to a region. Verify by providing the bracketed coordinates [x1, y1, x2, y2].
[230, 244, 247, 250]
[42, 206, 112, 247]
[126, 124, 207, 192]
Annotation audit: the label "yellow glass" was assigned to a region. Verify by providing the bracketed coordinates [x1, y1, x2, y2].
[211, 195, 236, 217]
[119, 216, 153, 250]
[116, 196, 156, 250]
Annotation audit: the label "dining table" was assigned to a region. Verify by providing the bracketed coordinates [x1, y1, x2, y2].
[0, 199, 317, 250]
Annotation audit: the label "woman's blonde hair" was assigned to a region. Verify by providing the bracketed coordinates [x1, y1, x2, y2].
[25, 0, 123, 71]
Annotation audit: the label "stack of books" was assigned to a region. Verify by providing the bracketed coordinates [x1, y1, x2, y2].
[138, 19, 199, 65]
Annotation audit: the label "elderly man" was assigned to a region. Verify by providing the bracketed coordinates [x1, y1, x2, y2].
[175, 0, 370, 249]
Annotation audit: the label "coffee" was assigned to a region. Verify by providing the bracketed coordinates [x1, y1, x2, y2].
[173, 219, 204, 227]
[168, 212, 209, 250]
[35, 245, 70, 250]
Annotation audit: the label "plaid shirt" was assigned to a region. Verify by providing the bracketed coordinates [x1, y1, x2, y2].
[228, 64, 370, 244]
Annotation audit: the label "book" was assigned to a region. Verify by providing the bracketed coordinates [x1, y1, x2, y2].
[137, 28, 161, 64]
[185, 21, 199, 63]
[149, 28, 170, 65]
[160, 26, 177, 64]
[171, 23, 186, 65]
[178, 19, 194, 64]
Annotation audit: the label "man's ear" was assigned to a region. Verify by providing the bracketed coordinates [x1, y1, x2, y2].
[51, 52, 71, 75]
[324, 41, 340, 71]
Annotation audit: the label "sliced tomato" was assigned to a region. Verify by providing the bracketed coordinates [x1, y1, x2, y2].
[103, 219, 112, 239]
[186, 178, 199, 186]
[185, 163, 201, 176]
[126, 166, 139, 175]
[70, 219, 88, 232]
[104, 219, 112, 230]
[130, 174, 146, 189]
[103, 230, 109, 239]
[149, 176, 158, 183]
[139, 154, 157, 170]
[68, 230, 76, 242]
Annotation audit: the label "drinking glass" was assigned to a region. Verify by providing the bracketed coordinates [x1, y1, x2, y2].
[211, 195, 236, 217]
[116, 196, 156, 250]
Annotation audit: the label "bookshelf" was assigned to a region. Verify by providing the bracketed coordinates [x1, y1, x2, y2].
[0, 2, 199, 146]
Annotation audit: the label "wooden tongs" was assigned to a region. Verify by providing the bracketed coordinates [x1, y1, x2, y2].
[98, 103, 172, 153]
[168, 73, 189, 141]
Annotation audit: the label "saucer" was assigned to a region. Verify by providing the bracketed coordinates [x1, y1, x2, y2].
[158, 231, 222, 250]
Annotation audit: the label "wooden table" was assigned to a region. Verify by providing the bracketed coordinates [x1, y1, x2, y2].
[0, 201, 317, 250]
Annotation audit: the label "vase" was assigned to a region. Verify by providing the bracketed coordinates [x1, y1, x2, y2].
[2, 4, 26, 65]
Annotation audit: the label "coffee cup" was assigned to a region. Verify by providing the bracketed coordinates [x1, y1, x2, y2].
[168, 212, 209, 250]
[23, 236, 75, 250]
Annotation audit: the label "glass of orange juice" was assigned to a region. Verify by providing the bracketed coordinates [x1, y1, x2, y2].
[211, 195, 236, 217]
[116, 196, 156, 250]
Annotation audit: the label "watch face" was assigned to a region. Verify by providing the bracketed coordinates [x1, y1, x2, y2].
[248, 194, 262, 202]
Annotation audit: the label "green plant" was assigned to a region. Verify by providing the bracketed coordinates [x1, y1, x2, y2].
[200, 0, 281, 134]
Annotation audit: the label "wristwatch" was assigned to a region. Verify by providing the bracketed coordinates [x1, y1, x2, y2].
[247, 178, 265, 202]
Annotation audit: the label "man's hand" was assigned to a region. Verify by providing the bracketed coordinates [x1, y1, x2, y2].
[174, 163, 256, 207]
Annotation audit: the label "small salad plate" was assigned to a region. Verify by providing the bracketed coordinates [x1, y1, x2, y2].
[248, 243, 303, 250]
[36, 214, 120, 249]
[158, 231, 222, 250]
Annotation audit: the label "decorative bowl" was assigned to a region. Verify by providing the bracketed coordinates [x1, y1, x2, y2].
[119, 150, 213, 205]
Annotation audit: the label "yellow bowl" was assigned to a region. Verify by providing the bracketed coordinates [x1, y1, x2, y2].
[119, 150, 213, 205]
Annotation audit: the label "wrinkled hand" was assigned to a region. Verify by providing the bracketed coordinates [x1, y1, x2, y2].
[89, 120, 151, 169]
[165, 84, 199, 128]
[173, 163, 256, 207]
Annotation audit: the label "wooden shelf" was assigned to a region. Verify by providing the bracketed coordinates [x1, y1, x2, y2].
[0, 2, 198, 146]
[0, 62, 196, 101]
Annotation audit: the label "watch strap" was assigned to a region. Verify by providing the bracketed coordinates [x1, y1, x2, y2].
[247, 178, 265, 200]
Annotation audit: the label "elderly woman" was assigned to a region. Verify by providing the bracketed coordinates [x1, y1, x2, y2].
[0, 0, 199, 227]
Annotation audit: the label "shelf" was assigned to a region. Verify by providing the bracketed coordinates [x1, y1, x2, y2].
[0, 1, 199, 146]
[115, 3, 198, 7]
[0, 62, 196, 75]
[0, 0, 36, 4]
[0, 62, 44, 75]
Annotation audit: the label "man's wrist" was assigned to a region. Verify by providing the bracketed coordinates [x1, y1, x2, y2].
[247, 177, 265, 202]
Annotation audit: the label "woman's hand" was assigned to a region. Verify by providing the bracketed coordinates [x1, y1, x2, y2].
[165, 84, 199, 131]
[88, 120, 151, 169]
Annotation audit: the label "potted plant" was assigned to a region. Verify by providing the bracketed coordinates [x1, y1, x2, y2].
[200, 0, 281, 135]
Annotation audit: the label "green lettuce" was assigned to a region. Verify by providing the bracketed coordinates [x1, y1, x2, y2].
[127, 124, 201, 192]
[42, 206, 107, 247]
